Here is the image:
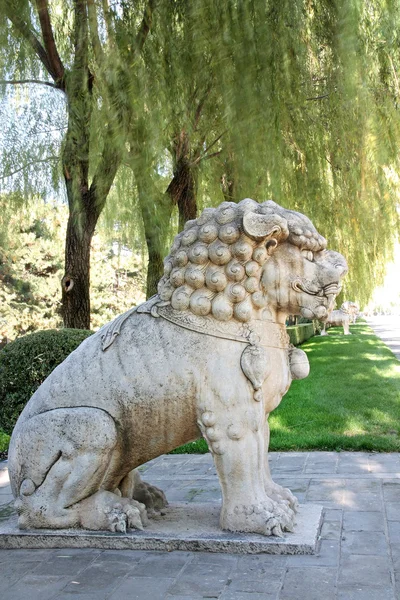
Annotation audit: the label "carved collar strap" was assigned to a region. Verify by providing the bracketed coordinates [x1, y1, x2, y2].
[139, 298, 290, 350]
[100, 296, 289, 351]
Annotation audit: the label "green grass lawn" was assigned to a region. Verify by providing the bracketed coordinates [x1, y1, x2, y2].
[174, 322, 400, 453]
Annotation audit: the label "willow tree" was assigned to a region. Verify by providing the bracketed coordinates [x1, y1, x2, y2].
[149, 0, 400, 306]
[118, 0, 400, 305]
[202, 0, 400, 306]
[2, 0, 400, 320]
[0, 0, 155, 328]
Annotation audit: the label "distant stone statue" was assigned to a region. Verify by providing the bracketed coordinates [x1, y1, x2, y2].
[320, 301, 358, 336]
[8, 199, 347, 537]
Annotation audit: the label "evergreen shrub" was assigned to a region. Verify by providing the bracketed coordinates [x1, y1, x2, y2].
[0, 329, 92, 435]
[287, 322, 316, 346]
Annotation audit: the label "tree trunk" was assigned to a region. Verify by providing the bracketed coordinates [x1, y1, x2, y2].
[61, 212, 95, 329]
[221, 154, 236, 202]
[167, 162, 197, 231]
[136, 178, 173, 298]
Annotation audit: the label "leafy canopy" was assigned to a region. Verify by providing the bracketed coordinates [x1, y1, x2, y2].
[1, 0, 400, 308]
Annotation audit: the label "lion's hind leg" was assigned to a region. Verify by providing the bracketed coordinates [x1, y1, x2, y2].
[10, 407, 146, 532]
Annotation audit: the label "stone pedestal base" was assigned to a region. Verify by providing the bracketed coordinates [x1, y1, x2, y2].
[0, 503, 322, 554]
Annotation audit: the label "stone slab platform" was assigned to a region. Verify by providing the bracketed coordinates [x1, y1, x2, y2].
[0, 502, 322, 554]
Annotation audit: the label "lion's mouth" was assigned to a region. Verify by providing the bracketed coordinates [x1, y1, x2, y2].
[293, 279, 341, 320]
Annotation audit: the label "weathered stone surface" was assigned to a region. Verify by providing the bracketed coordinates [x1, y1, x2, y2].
[320, 300, 358, 335]
[7, 199, 347, 536]
[0, 503, 323, 554]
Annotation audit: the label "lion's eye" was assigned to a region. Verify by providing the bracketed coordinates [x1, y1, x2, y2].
[301, 250, 314, 261]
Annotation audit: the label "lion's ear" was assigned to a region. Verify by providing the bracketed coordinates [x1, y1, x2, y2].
[242, 212, 289, 243]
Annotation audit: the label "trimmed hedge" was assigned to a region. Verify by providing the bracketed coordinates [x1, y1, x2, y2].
[0, 329, 92, 435]
[287, 322, 316, 346]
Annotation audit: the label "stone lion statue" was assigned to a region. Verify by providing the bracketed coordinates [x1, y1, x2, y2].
[320, 301, 359, 335]
[8, 199, 347, 537]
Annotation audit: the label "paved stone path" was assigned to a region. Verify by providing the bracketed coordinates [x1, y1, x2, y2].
[366, 315, 400, 361]
[2, 451, 400, 599]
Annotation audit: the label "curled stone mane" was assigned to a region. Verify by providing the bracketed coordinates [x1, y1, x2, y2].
[157, 198, 327, 323]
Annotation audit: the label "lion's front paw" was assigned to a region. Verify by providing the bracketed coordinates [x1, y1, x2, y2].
[105, 499, 148, 533]
[221, 498, 296, 537]
[78, 490, 148, 533]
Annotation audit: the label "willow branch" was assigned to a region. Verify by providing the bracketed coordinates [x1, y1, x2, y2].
[102, 0, 114, 44]
[193, 84, 212, 130]
[191, 130, 225, 166]
[135, 0, 157, 53]
[87, 0, 104, 65]
[306, 94, 330, 101]
[4, 6, 58, 82]
[201, 150, 222, 162]
[0, 157, 59, 180]
[71, 0, 91, 90]
[35, 0, 65, 85]
[0, 79, 59, 89]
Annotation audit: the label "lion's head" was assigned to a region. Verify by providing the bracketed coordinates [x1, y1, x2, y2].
[157, 198, 347, 323]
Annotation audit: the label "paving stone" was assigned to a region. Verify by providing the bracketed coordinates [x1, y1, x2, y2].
[235, 554, 288, 576]
[343, 510, 385, 532]
[55, 594, 111, 600]
[367, 456, 400, 473]
[166, 558, 234, 598]
[337, 585, 395, 600]
[130, 551, 191, 577]
[3, 574, 71, 600]
[304, 455, 339, 474]
[382, 481, 400, 502]
[341, 531, 388, 555]
[226, 578, 282, 594]
[337, 455, 370, 474]
[2, 557, 44, 592]
[108, 576, 175, 599]
[60, 559, 137, 596]
[272, 479, 309, 494]
[219, 591, 279, 600]
[285, 540, 340, 567]
[304, 463, 337, 474]
[385, 502, 400, 521]
[339, 491, 382, 511]
[339, 554, 392, 587]
[306, 479, 344, 503]
[280, 566, 336, 600]
[323, 509, 342, 522]
[0, 548, 59, 562]
[95, 549, 148, 562]
[190, 552, 238, 567]
[390, 543, 400, 570]
[272, 456, 307, 473]
[159, 479, 220, 503]
[344, 479, 381, 492]
[387, 520, 400, 542]
[320, 520, 341, 540]
[32, 549, 102, 576]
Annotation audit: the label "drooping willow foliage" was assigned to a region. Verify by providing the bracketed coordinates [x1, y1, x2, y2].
[1, 0, 400, 319]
